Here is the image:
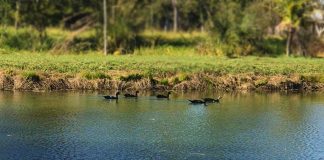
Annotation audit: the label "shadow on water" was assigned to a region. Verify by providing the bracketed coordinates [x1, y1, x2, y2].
[0, 90, 324, 159]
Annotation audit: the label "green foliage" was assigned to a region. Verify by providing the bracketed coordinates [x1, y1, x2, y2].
[0, 27, 56, 51]
[254, 38, 286, 56]
[172, 74, 190, 84]
[274, 0, 310, 26]
[209, 1, 242, 43]
[140, 31, 206, 48]
[178, 73, 190, 81]
[4, 69, 16, 76]
[240, 1, 276, 39]
[160, 79, 169, 85]
[71, 37, 98, 53]
[172, 77, 181, 84]
[0, 0, 322, 56]
[255, 79, 269, 87]
[81, 72, 110, 80]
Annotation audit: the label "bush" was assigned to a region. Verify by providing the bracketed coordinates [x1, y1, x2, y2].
[0, 28, 37, 50]
[254, 38, 285, 56]
[172, 73, 191, 84]
[255, 79, 268, 87]
[0, 27, 57, 51]
[81, 72, 110, 80]
[160, 79, 169, 85]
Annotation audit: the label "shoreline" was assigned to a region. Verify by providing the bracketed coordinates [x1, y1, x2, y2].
[1, 72, 323, 92]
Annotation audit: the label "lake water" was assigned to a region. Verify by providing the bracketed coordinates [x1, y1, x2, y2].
[0, 91, 324, 160]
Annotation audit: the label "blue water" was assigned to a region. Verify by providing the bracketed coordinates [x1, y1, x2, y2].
[0, 91, 324, 160]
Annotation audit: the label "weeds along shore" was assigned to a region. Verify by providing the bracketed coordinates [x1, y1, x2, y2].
[0, 72, 323, 91]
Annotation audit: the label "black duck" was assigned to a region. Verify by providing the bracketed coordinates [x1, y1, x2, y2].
[104, 92, 120, 100]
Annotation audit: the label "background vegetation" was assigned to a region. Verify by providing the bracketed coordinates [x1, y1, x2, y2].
[0, 0, 323, 57]
[0, 0, 324, 91]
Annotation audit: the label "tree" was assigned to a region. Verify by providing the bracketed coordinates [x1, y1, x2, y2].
[172, 0, 177, 32]
[19, 0, 64, 41]
[15, 0, 20, 29]
[310, 1, 324, 37]
[274, 0, 310, 56]
[0, 0, 12, 26]
[103, 0, 107, 55]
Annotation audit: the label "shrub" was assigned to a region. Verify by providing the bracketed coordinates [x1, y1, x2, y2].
[255, 79, 268, 87]
[0, 27, 58, 51]
[119, 74, 143, 81]
[172, 73, 190, 84]
[81, 72, 110, 80]
[160, 79, 169, 85]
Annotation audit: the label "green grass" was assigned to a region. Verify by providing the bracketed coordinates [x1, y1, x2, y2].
[300, 74, 324, 83]
[80, 71, 110, 80]
[139, 30, 207, 47]
[0, 48, 323, 78]
[160, 79, 169, 85]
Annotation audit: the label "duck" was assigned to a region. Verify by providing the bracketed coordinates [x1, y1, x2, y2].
[104, 92, 120, 100]
[124, 91, 139, 98]
[156, 91, 171, 99]
[203, 96, 222, 103]
[188, 99, 207, 105]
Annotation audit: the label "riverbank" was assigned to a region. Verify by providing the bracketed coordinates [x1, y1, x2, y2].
[0, 72, 323, 91]
[0, 52, 323, 91]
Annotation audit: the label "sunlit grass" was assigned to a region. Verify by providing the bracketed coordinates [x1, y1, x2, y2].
[141, 30, 207, 39]
[0, 27, 323, 78]
[0, 49, 323, 78]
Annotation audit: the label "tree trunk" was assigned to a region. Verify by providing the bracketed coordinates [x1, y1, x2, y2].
[111, 5, 115, 24]
[199, 8, 204, 32]
[315, 23, 324, 37]
[172, 0, 178, 32]
[286, 27, 294, 56]
[103, 0, 107, 55]
[38, 28, 46, 45]
[150, 5, 153, 29]
[15, 0, 20, 30]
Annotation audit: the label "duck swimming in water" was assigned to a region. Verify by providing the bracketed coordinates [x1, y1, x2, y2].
[188, 99, 207, 105]
[203, 96, 222, 103]
[104, 92, 120, 100]
[124, 91, 139, 98]
[156, 91, 171, 99]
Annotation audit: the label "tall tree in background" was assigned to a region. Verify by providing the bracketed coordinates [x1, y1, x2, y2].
[103, 0, 107, 55]
[0, 0, 321, 55]
[0, 0, 11, 26]
[14, 0, 20, 29]
[274, 0, 310, 56]
[310, 0, 324, 37]
[22, 0, 63, 42]
[172, 0, 178, 32]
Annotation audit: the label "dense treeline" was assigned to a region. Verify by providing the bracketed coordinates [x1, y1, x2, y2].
[0, 0, 323, 56]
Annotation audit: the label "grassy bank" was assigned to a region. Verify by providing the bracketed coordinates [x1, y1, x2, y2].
[1, 49, 324, 75]
[0, 49, 323, 91]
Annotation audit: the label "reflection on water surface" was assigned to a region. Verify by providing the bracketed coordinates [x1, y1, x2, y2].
[0, 91, 323, 159]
